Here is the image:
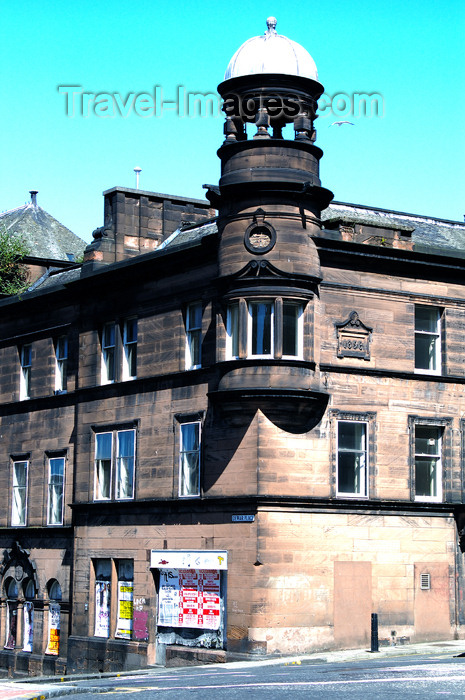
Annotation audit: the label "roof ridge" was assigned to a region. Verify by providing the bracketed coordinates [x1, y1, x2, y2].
[329, 201, 465, 227]
[0, 203, 30, 219]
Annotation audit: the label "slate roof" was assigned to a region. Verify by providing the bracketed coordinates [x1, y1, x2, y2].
[0, 200, 87, 262]
[157, 220, 218, 252]
[27, 266, 82, 292]
[19, 202, 465, 297]
[322, 201, 465, 257]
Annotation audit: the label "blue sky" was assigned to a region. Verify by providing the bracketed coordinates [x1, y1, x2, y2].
[1, 0, 464, 243]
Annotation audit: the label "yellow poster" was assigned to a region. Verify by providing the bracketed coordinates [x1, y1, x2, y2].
[46, 603, 60, 655]
[116, 581, 133, 639]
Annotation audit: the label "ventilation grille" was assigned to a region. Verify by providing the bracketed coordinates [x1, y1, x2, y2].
[420, 573, 431, 590]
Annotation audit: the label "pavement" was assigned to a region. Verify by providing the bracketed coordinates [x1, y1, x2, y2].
[1, 639, 465, 700]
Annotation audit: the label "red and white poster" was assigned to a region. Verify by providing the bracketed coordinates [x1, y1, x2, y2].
[158, 569, 220, 630]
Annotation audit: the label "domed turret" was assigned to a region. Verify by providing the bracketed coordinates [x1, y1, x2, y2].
[224, 17, 318, 82]
[207, 17, 333, 280]
[206, 18, 332, 432]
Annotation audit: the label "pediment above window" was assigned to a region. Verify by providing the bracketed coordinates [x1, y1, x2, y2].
[220, 259, 321, 296]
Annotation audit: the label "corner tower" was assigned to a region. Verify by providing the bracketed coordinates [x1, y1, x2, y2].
[207, 19, 332, 433]
[206, 17, 333, 279]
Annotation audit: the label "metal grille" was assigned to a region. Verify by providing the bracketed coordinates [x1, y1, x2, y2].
[420, 573, 431, 590]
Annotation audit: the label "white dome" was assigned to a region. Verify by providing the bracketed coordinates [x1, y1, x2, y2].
[224, 18, 318, 81]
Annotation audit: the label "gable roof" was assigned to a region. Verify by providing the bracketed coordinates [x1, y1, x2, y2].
[0, 197, 87, 262]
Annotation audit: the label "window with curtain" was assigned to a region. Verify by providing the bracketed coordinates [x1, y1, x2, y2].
[414, 305, 441, 374]
[122, 319, 137, 380]
[337, 421, 368, 497]
[55, 336, 68, 393]
[116, 430, 135, 499]
[11, 460, 28, 525]
[94, 432, 113, 500]
[101, 323, 116, 384]
[249, 301, 273, 356]
[179, 422, 201, 497]
[20, 344, 32, 400]
[47, 457, 65, 525]
[414, 425, 442, 501]
[94, 429, 135, 501]
[185, 303, 202, 369]
[227, 299, 303, 359]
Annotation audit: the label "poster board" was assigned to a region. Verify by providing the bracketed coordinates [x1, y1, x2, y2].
[23, 602, 33, 652]
[95, 581, 110, 637]
[116, 580, 134, 639]
[46, 603, 60, 655]
[158, 569, 221, 630]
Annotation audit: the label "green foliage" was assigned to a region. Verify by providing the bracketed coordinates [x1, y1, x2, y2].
[0, 226, 30, 295]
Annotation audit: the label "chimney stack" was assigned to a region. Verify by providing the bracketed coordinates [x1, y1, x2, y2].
[29, 190, 38, 206]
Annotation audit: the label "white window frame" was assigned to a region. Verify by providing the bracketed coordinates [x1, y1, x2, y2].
[11, 460, 28, 526]
[179, 421, 201, 498]
[94, 429, 136, 501]
[94, 432, 113, 500]
[101, 323, 116, 385]
[414, 424, 442, 502]
[122, 319, 137, 381]
[47, 456, 65, 525]
[55, 336, 68, 394]
[414, 305, 441, 375]
[336, 420, 368, 498]
[247, 300, 274, 359]
[185, 303, 202, 370]
[20, 345, 31, 400]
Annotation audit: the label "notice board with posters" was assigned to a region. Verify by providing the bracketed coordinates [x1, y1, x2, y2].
[158, 569, 221, 630]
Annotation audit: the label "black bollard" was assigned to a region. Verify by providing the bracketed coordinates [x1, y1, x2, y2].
[371, 612, 379, 652]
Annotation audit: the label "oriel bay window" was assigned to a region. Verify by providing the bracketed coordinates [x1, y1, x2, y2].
[94, 428, 136, 501]
[227, 297, 303, 359]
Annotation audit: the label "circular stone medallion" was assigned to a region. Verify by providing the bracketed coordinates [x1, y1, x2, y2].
[244, 223, 276, 254]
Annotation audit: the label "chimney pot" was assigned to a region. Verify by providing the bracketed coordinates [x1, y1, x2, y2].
[29, 190, 38, 206]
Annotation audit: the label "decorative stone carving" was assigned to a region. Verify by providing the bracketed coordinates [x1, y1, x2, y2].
[244, 209, 276, 255]
[335, 311, 373, 360]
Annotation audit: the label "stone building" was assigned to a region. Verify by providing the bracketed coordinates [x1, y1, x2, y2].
[1, 18, 465, 675]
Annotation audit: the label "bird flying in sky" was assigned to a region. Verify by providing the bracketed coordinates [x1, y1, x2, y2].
[329, 121, 355, 127]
